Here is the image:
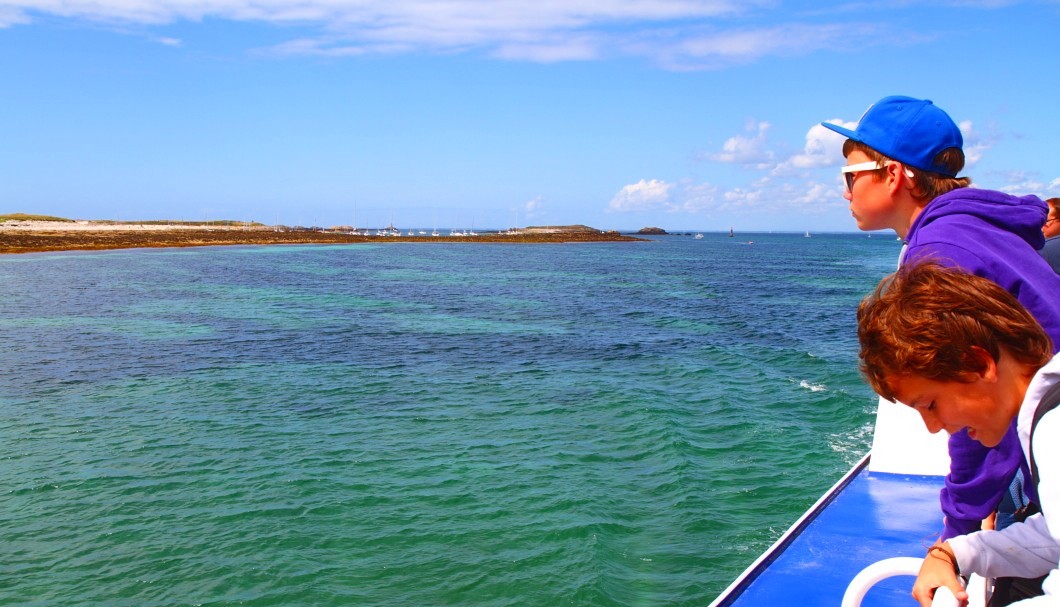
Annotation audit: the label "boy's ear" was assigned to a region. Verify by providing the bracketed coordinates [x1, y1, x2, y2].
[965, 346, 998, 383]
[885, 162, 913, 196]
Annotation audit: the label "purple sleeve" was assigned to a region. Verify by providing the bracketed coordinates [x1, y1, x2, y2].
[939, 424, 1023, 540]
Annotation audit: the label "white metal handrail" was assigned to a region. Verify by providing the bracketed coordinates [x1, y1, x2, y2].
[840, 556, 972, 607]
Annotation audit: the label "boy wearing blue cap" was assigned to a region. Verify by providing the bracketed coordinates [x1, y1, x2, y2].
[823, 95, 1060, 604]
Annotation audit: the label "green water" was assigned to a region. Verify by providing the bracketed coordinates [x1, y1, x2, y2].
[0, 234, 902, 606]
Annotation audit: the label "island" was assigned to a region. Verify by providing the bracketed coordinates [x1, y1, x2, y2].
[0, 215, 645, 254]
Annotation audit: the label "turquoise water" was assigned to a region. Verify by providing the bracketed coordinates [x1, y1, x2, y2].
[0, 234, 902, 606]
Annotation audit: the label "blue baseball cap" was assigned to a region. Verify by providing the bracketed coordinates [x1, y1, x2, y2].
[821, 96, 963, 177]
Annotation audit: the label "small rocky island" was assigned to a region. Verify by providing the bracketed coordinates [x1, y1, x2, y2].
[637, 227, 668, 235]
[0, 215, 644, 254]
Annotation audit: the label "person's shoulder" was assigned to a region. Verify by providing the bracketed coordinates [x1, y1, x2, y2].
[903, 239, 988, 273]
[1041, 237, 1060, 254]
[913, 191, 1043, 250]
[1040, 238, 1060, 271]
[926, 187, 1043, 214]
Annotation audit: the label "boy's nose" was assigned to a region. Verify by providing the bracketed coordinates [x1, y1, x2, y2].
[918, 410, 945, 434]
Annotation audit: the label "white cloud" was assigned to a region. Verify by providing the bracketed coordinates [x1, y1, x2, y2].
[267, 38, 377, 57]
[645, 22, 880, 70]
[606, 171, 850, 220]
[0, 1, 744, 37]
[787, 181, 837, 210]
[785, 120, 852, 170]
[958, 120, 991, 167]
[676, 181, 719, 212]
[608, 179, 674, 212]
[677, 23, 852, 60]
[0, 0, 748, 26]
[524, 196, 543, 217]
[716, 178, 844, 214]
[0, 1, 882, 69]
[721, 185, 766, 208]
[0, 6, 31, 27]
[996, 173, 1060, 198]
[708, 120, 774, 166]
[492, 35, 602, 63]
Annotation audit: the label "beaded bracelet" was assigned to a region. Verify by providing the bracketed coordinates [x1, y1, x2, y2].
[928, 545, 960, 576]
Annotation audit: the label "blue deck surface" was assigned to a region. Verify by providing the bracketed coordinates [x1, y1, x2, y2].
[713, 460, 945, 606]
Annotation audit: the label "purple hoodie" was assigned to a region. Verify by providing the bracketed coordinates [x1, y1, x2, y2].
[903, 187, 1060, 540]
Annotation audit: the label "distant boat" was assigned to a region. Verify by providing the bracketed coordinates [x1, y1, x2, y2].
[729, 227, 734, 238]
[694, 233, 704, 239]
[804, 231, 811, 238]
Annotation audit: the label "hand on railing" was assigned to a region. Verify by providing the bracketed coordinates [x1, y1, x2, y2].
[841, 557, 967, 607]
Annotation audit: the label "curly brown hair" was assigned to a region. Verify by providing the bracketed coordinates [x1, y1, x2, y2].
[843, 140, 971, 201]
[857, 261, 1052, 402]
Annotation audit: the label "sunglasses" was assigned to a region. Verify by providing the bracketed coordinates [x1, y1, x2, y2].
[840, 161, 884, 193]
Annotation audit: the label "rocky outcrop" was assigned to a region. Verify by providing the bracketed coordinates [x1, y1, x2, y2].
[0, 226, 645, 254]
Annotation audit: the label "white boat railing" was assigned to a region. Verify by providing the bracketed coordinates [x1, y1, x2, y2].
[841, 556, 986, 607]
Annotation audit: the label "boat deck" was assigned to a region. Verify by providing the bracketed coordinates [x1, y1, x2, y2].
[711, 457, 945, 606]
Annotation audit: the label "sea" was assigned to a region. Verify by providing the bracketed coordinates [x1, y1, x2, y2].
[0, 232, 904, 607]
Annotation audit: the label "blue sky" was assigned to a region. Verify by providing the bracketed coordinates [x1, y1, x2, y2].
[2, 1, 1058, 232]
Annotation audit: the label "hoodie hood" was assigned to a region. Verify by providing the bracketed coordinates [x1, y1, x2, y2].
[908, 188, 1047, 250]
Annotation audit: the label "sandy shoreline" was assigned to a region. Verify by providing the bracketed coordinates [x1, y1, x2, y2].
[0, 220, 248, 232]
[0, 221, 644, 254]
